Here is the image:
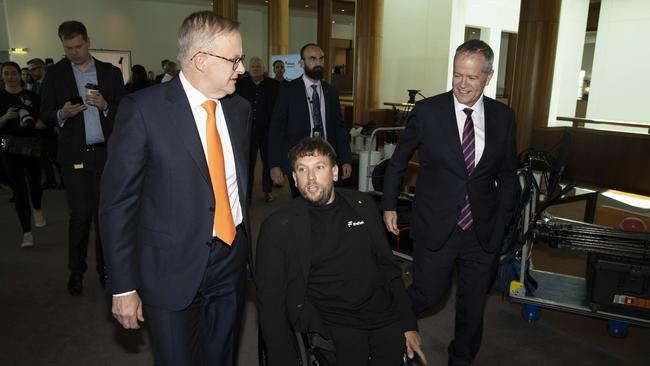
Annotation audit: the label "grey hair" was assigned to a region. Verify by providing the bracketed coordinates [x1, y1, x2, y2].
[454, 39, 494, 74]
[249, 56, 263, 67]
[177, 11, 239, 67]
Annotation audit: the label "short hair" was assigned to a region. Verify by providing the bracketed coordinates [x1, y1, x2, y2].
[455, 40, 494, 74]
[177, 11, 239, 67]
[164, 61, 178, 72]
[1, 61, 21, 74]
[288, 138, 337, 170]
[273, 59, 284, 67]
[249, 56, 263, 67]
[299, 43, 320, 60]
[27, 58, 45, 67]
[58, 20, 88, 41]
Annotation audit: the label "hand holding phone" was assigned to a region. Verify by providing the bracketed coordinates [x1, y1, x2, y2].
[68, 96, 84, 106]
[61, 97, 87, 120]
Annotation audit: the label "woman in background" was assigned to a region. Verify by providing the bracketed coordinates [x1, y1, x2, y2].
[0, 61, 46, 247]
[125, 64, 152, 93]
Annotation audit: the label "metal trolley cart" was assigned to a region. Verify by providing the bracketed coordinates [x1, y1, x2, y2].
[507, 149, 650, 337]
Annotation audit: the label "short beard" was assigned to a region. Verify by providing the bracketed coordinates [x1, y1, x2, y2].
[300, 185, 334, 206]
[304, 65, 324, 80]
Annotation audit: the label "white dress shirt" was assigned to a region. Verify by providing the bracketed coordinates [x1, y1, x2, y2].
[179, 71, 243, 231]
[453, 94, 486, 166]
[302, 74, 327, 139]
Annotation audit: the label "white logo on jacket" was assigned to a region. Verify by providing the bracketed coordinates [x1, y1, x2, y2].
[347, 220, 365, 228]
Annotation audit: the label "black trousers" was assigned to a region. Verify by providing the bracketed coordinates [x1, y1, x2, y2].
[145, 226, 249, 366]
[0, 152, 42, 233]
[60, 147, 106, 276]
[249, 125, 272, 196]
[408, 225, 499, 366]
[327, 321, 405, 366]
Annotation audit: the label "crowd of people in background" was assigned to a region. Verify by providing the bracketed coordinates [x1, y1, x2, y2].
[0, 55, 181, 250]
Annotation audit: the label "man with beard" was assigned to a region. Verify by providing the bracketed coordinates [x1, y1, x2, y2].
[257, 137, 426, 366]
[268, 43, 352, 197]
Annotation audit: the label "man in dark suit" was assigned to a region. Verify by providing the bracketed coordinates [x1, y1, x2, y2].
[27, 58, 46, 95]
[257, 137, 425, 366]
[40, 20, 125, 295]
[99, 12, 250, 366]
[382, 40, 519, 365]
[268, 43, 352, 197]
[235, 56, 279, 202]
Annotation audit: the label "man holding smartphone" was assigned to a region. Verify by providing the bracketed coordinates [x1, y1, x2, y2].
[40, 20, 125, 296]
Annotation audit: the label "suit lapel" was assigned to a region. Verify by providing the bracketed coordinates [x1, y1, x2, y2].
[165, 78, 212, 187]
[63, 60, 80, 98]
[296, 79, 311, 127]
[94, 58, 106, 93]
[442, 92, 467, 175]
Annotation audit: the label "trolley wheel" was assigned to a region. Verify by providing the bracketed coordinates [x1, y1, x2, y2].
[522, 304, 541, 323]
[606, 320, 629, 338]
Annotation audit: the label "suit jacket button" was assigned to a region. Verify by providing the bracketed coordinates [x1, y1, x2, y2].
[209, 206, 215, 212]
[297, 304, 303, 308]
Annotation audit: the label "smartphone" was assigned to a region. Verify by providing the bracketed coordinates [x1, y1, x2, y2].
[68, 96, 84, 105]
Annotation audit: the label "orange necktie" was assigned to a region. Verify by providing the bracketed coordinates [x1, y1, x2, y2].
[202, 100, 236, 245]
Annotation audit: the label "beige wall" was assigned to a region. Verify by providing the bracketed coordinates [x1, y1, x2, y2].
[2, 0, 210, 75]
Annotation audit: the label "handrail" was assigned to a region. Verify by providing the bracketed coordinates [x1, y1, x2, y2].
[556, 116, 650, 134]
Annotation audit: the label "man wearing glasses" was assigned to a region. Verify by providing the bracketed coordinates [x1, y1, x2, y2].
[100, 11, 251, 365]
[26, 58, 47, 95]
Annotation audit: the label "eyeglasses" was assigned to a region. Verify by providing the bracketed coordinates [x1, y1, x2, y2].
[190, 51, 245, 71]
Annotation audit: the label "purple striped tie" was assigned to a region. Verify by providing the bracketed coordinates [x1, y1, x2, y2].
[457, 108, 475, 231]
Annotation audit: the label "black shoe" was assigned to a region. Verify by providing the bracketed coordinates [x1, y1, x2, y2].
[67, 273, 83, 295]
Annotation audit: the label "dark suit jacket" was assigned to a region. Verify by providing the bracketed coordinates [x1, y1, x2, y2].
[256, 189, 417, 366]
[155, 73, 165, 84]
[268, 76, 352, 173]
[235, 74, 279, 130]
[382, 91, 519, 252]
[40, 57, 125, 164]
[99, 77, 252, 311]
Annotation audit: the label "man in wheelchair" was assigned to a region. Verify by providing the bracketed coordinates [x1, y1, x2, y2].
[256, 138, 426, 365]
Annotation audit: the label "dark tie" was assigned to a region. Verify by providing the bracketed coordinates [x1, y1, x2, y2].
[457, 108, 475, 231]
[310, 84, 323, 138]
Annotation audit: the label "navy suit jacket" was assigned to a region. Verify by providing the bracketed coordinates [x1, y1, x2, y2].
[382, 91, 519, 252]
[268, 76, 352, 173]
[40, 57, 125, 164]
[99, 76, 252, 310]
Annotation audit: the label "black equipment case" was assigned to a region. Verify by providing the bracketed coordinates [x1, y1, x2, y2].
[587, 253, 650, 319]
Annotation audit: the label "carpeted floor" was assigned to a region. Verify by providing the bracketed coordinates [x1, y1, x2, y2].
[1, 178, 648, 365]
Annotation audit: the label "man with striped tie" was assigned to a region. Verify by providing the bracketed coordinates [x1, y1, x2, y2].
[381, 40, 519, 366]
